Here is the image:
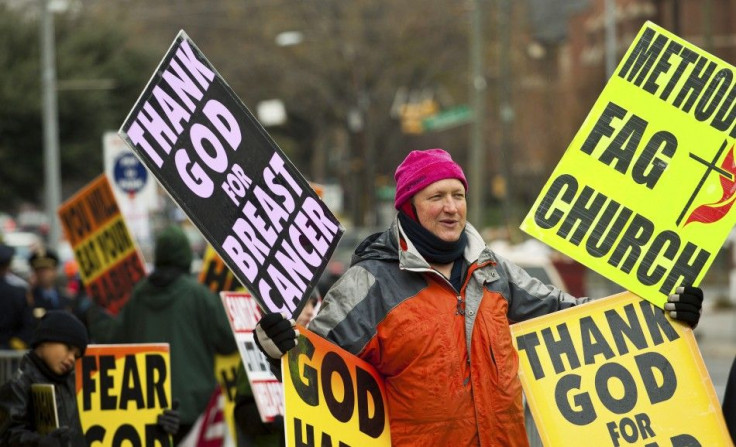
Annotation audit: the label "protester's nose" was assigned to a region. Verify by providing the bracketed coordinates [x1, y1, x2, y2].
[443, 196, 458, 213]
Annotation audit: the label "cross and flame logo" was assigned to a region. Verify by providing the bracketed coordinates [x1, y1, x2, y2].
[678, 140, 736, 226]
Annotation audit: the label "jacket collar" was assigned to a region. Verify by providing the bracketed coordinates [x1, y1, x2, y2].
[393, 215, 494, 272]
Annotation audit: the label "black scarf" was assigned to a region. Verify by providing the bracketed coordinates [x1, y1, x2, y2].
[398, 211, 467, 265]
[29, 350, 70, 384]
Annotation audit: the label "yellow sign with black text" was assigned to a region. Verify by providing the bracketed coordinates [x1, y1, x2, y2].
[75, 344, 173, 447]
[31, 384, 58, 435]
[214, 352, 241, 444]
[521, 21, 736, 307]
[511, 292, 731, 446]
[283, 326, 391, 447]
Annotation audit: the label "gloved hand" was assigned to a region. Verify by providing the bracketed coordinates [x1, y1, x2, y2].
[38, 426, 71, 447]
[157, 399, 180, 435]
[269, 414, 285, 432]
[253, 313, 298, 359]
[665, 286, 703, 328]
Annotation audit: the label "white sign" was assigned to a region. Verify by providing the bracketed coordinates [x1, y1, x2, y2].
[103, 131, 157, 253]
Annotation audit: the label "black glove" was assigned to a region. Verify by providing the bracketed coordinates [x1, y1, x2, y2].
[253, 313, 298, 360]
[38, 427, 71, 447]
[665, 286, 703, 328]
[269, 414, 285, 432]
[157, 399, 180, 435]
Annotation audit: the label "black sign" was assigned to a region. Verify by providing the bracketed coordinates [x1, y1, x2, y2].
[119, 31, 343, 318]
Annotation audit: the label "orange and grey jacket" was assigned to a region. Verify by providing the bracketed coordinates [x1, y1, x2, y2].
[309, 217, 586, 447]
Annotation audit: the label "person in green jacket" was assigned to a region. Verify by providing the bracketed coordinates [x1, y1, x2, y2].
[87, 225, 237, 444]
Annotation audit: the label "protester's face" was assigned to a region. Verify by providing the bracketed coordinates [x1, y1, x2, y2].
[35, 266, 57, 288]
[296, 299, 317, 326]
[413, 178, 467, 243]
[36, 341, 81, 375]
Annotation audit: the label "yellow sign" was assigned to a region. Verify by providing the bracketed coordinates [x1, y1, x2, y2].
[521, 21, 736, 307]
[199, 245, 244, 293]
[31, 384, 58, 435]
[58, 174, 146, 314]
[283, 327, 391, 446]
[214, 352, 241, 444]
[76, 344, 173, 447]
[511, 292, 730, 446]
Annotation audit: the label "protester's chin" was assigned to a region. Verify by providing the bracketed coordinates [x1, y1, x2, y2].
[436, 230, 462, 242]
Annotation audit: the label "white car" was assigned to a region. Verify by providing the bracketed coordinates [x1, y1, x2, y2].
[487, 239, 568, 291]
[2, 231, 42, 280]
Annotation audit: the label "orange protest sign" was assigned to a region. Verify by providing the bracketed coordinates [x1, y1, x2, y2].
[58, 174, 145, 314]
[283, 327, 391, 446]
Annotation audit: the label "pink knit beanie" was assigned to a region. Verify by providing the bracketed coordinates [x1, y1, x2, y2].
[394, 148, 468, 210]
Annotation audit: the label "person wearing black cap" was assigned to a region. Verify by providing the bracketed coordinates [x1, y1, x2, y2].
[0, 311, 181, 446]
[28, 248, 74, 320]
[0, 243, 34, 349]
[0, 310, 89, 446]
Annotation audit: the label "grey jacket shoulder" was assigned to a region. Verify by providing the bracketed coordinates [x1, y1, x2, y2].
[487, 251, 588, 322]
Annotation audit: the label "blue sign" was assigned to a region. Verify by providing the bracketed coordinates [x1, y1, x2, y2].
[113, 152, 148, 194]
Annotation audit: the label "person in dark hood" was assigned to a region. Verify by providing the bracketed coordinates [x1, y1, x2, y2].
[87, 225, 237, 443]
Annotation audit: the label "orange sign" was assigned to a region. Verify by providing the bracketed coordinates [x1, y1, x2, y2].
[283, 327, 391, 446]
[58, 174, 145, 314]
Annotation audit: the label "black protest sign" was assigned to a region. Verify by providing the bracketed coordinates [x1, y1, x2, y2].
[119, 31, 343, 318]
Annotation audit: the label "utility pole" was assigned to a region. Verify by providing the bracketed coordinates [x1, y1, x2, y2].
[40, 0, 62, 252]
[498, 0, 514, 229]
[703, 0, 713, 52]
[604, 0, 617, 79]
[468, 0, 486, 226]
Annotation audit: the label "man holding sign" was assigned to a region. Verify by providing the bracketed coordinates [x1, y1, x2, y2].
[255, 149, 703, 446]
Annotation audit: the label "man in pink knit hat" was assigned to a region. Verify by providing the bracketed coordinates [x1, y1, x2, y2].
[253, 148, 704, 446]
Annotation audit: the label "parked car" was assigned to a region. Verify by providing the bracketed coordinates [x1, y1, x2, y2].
[487, 239, 568, 292]
[2, 231, 43, 280]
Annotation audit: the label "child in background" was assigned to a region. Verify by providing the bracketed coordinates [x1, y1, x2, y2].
[0, 310, 90, 446]
[0, 311, 180, 446]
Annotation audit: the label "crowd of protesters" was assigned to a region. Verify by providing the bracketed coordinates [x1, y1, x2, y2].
[0, 148, 716, 446]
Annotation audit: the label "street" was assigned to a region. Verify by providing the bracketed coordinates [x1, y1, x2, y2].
[697, 303, 736, 403]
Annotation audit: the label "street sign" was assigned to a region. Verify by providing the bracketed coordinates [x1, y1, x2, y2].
[422, 105, 473, 131]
